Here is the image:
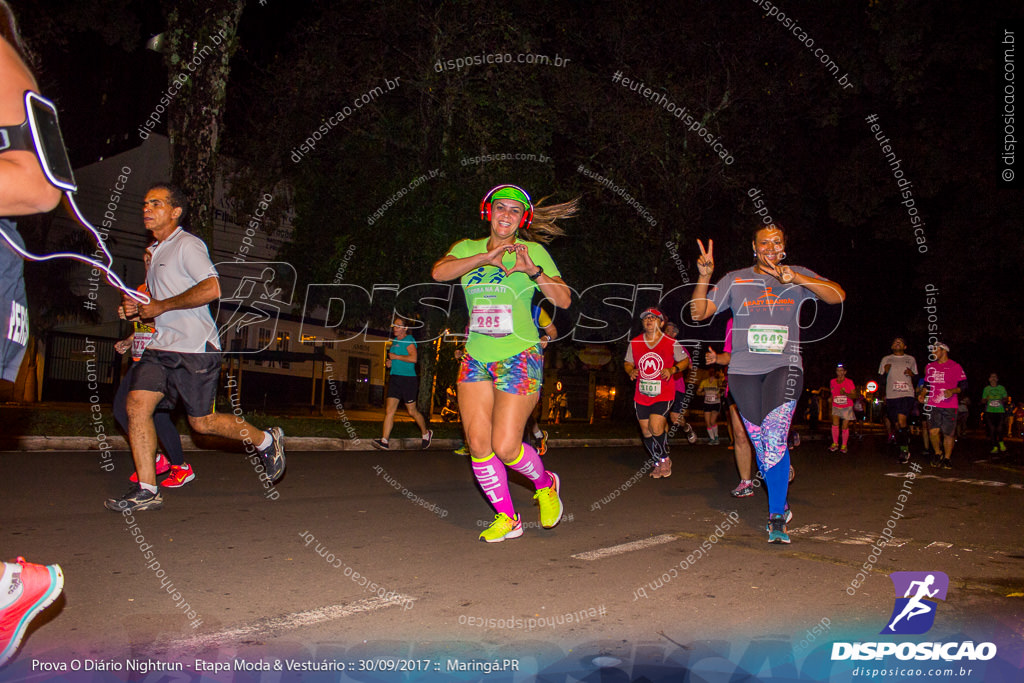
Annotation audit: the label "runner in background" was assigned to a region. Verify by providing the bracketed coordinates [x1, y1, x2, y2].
[923, 342, 966, 469]
[916, 378, 934, 458]
[524, 302, 556, 455]
[981, 373, 1008, 454]
[625, 308, 690, 479]
[705, 319, 757, 498]
[664, 321, 698, 445]
[829, 363, 857, 454]
[698, 369, 724, 445]
[878, 337, 918, 463]
[371, 315, 432, 451]
[112, 248, 191, 487]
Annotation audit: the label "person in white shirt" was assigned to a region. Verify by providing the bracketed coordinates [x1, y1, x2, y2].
[109, 184, 287, 512]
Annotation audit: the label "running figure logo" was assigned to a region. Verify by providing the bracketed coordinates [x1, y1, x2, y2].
[881, 571, 949, 635]
[213, 262, 296, 352]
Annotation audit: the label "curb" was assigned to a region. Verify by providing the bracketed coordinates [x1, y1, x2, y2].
[5, 433, 831, 452]
[9, 435, 651, 452]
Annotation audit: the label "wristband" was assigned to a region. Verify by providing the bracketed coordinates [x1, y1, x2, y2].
[529, 265, 544, 281]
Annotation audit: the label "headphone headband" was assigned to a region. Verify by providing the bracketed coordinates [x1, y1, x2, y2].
[480, 184, 534, 229]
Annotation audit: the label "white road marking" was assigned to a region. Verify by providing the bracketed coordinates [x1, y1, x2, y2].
[788, 523, 910, 547]
[572, 534, 678, 561]
[151, 594, 415, 654]
[885, 472, 1024, 489]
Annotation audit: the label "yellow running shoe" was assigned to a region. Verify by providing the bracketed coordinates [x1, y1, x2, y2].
[454, 444, 470, 455]
[479, 513, 523, 543]
[533, 471, 563, 529]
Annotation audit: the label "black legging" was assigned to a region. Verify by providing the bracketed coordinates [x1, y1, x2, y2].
[985, 411, 1006, 448]
[728, 367, 804, 425]
[113, 362, 185, 466]
[727, 367, 803, 516]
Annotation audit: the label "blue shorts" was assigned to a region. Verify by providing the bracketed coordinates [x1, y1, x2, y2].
[458, 345, 543, 396]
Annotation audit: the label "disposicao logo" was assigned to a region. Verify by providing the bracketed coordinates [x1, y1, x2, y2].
[881, 570, 948, 635]
[831, 570, 997, 662]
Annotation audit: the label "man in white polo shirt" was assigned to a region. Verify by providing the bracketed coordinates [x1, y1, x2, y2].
[108, 183, 286, 512]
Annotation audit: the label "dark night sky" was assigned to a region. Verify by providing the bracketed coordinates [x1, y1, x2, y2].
[11, 0, 1024, 399]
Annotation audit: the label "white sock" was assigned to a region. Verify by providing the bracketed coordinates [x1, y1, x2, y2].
[533, 428, 543, 439]
[259, 431, 273, 450]
[140, 482, 157, 494]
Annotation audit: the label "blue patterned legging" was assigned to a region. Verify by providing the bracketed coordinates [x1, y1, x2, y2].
[729, 367, 803, 515]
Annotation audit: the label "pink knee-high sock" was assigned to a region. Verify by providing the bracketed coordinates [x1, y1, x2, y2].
[842, 428, 850, 447]
[471, 452, 515, 518]
[507, 443, 553, 490]
[831, 425, 840, 444]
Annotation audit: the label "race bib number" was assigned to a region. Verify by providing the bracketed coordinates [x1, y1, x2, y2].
[469, 305, 514, 336]
[989, 399, 1003, 409]
[639, 378, 661, 397]
[704, 388, 720, 403]
[893, 380, 910, 392]
[132, 326, 155, 361]
[747, 324, 788, 354]
[833, 395, 849, 406]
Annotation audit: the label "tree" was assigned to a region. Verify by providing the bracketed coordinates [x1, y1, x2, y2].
[161, 0, 246, 243]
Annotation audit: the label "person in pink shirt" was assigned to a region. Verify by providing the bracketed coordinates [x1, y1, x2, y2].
[664, 321, 699, 446]
[923, 342, 967, 468]
[829, 364, 857, 453]
[705, 319, 757, 497]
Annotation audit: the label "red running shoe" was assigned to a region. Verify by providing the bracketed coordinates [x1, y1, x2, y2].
[161, 463, 195, 489]
[130, 452, 171, 483]
[0, 558, 64, 667]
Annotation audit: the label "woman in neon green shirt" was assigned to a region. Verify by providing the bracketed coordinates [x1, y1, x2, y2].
[432, 185, 576, 543]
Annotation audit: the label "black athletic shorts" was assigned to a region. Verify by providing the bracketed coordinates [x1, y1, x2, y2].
[702, 399, 722, 413]
[635, 400, 671, 421]
[388, 374, 420, 403]
[131, 345, 221, 417]
[886, 396, 916, 421]
[670, 389, 692, 414]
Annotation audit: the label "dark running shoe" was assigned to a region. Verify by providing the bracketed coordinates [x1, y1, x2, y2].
[371, 439, 390, 450]
[684, 424, 697, 444]
[421, 430, 433, 449]
[259, 427, 287, 483]
[767, 513, 791, 544]
[105, 485, 163, 512]
[537, 430, 550, 456]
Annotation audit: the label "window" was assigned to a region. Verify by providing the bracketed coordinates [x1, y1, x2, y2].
[277, 332, 290, 369]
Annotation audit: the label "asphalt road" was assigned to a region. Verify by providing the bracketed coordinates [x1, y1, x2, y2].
[2, 436, 1022, 679]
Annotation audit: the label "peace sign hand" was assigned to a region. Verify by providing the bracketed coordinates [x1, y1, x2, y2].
[775, 265, 796, 284]
[697, 239, 714, 278]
